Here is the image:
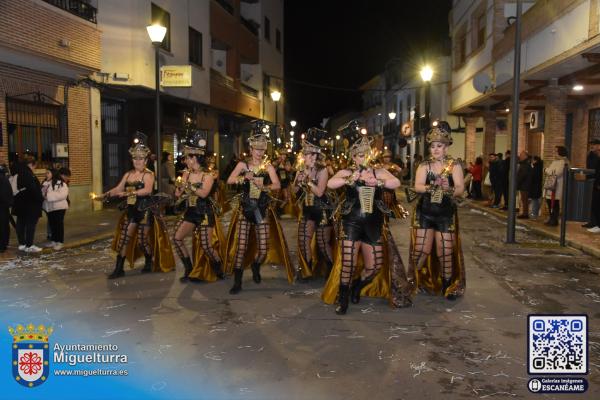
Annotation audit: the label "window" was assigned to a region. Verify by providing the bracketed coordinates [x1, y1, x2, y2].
[454, 24, 467, 68]
[189, 27, 203, 66]
[276, 29, 281, 52]
[472, 5, 486, 51]
[264, 17, 271, 41]
[151, 3, 171, 52]
[6, 95, 67, 170]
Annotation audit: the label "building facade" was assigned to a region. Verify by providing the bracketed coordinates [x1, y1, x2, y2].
[97, 0, 284, 189]
[0, 0, 102, 211]
[450, 0, 600, 167]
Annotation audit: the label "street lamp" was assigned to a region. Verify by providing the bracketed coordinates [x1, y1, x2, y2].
[147, 23, 167, 188]
[290, 120, 297, 127]
[420, 65, 433, 159]
[270, 90, 281, 141]
[388, 111, 396, 120]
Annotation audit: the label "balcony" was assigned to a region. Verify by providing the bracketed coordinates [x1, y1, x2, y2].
[211, 68, 235, 90]
[240, 16, 259, 36]
[215, 0, 234, 15]
[241, 83, 259, 98]
[42, 0, 97, 23]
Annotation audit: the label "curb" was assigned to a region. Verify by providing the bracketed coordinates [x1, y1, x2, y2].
[466, 201, 600, 258]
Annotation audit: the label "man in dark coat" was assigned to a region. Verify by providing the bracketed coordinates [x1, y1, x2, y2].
[528, 156, 544, 218]
[488, 153, 502, 208]
[516, 151, 532, 218]
[0, 163, 13, 252]
[586, 140, 600, 232]
[500, 150, 511, 210]
[583, 139, 600, 228]
[11, 156, 44, 252]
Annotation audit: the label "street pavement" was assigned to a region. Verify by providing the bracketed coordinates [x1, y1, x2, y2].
[0, 206, 599, 399]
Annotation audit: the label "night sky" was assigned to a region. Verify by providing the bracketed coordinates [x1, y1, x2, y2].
[284, 0, 452, 128]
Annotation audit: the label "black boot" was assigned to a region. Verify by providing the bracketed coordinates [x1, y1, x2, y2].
[141, 253, 153, 273]
[335, 284, 350, 315]
[442, 278, 457, 301]
[296, 260, 310, 283]
[179, 257, 193, 282]
[108, 255, 125, 279]
[251, 262, 261, 284]
[212, 261, 225, 280]
[229, 268, 243, 294]
[350, 277, 372, 304]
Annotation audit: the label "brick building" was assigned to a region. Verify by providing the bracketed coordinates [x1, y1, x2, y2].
[449, 0, 600, 168]
[0, 0, 102, 211]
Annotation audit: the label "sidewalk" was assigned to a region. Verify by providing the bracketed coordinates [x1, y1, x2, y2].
[0, 207, 121, 261]
[467, 199, 600, 258]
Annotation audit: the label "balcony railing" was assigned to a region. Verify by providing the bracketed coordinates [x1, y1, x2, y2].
[211, 68, 235, 90]
[215, 0, 234, 15]
[241, 83, 259, 98]
[43, 0, 97, 23]
[240, 16, 259, 36]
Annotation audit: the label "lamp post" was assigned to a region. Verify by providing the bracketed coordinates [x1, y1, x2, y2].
[270, 90, 281, 143]
[147, 23, 167, 188]
[420, 65, 433, 159]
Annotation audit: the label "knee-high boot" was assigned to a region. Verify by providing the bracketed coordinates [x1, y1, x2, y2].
[350, 277, 373, 304]
[141, 253, 153, 273]
[179, 257, 193, 282]
[335, 284, 350, 315]
[251, 261, 261, 284]
[212, 260, 224, 280]
[108, 255, 126, 279]
[229, 268, 243, 294]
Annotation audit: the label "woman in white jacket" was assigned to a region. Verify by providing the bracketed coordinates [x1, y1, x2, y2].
[42, 169, 69, 250]
[544, 146, 569, 226]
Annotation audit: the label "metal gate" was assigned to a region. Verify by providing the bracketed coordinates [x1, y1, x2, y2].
[6, 92, 67, 170]
[101, 99, 128, 191]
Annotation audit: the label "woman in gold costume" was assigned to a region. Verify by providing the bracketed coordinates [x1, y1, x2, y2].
[172, 130, 224, 282]
[104, 132, 174, 279]
[294, 127, 334, 281]
[408, 121, 466, 300]
[225, 121, 294, 294]
[324, 121, 402, 314]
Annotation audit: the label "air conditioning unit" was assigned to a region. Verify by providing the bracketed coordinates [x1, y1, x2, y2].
[52, 143, 69, 158]
[529, 111, 544, 129]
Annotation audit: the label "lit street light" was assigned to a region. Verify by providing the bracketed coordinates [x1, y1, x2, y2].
[147, 23, 167, 187]
[290, 120, 297, 127]
[270, 90, 281, 142]
[388, 111, 396, 120]
[420, 65, 433, 82]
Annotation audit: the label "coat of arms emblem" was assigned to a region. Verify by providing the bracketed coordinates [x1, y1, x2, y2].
[9, 323, 53, 388]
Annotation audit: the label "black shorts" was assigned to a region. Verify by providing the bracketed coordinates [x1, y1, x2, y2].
[183, 207, 215, 227]
[241, 199, 269, 224]
[341, 212, 383, 245]
[302, 205, 332, 226]
[126, 206, 152, 225]
[414, 201, 455, 233]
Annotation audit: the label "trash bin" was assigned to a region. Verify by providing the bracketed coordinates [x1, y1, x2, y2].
[566, 168, 595, 221]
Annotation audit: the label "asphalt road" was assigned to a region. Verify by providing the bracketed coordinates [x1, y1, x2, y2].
[1, 207, 598, 399]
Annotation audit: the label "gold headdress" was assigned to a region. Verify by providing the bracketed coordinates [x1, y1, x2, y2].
[339, 120, 372, 157]
[129, 131, 151, 158]
[302, 127, 329, 154]
[426, 121, 453, 145]
[248, 120, 271, 150]
[181, 129, 208, 156]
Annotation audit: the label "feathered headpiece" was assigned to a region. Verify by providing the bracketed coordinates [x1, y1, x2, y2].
[302, 127, 329, 154]
[339, 119, 372, 157]
[426, 120, 453, 145]
[181, 129, 208, 156]
[248, 120, 271, 150]
[129, 131, 151, 158]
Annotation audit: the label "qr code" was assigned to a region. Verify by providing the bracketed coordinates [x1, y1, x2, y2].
[528, 315, 587, 374]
